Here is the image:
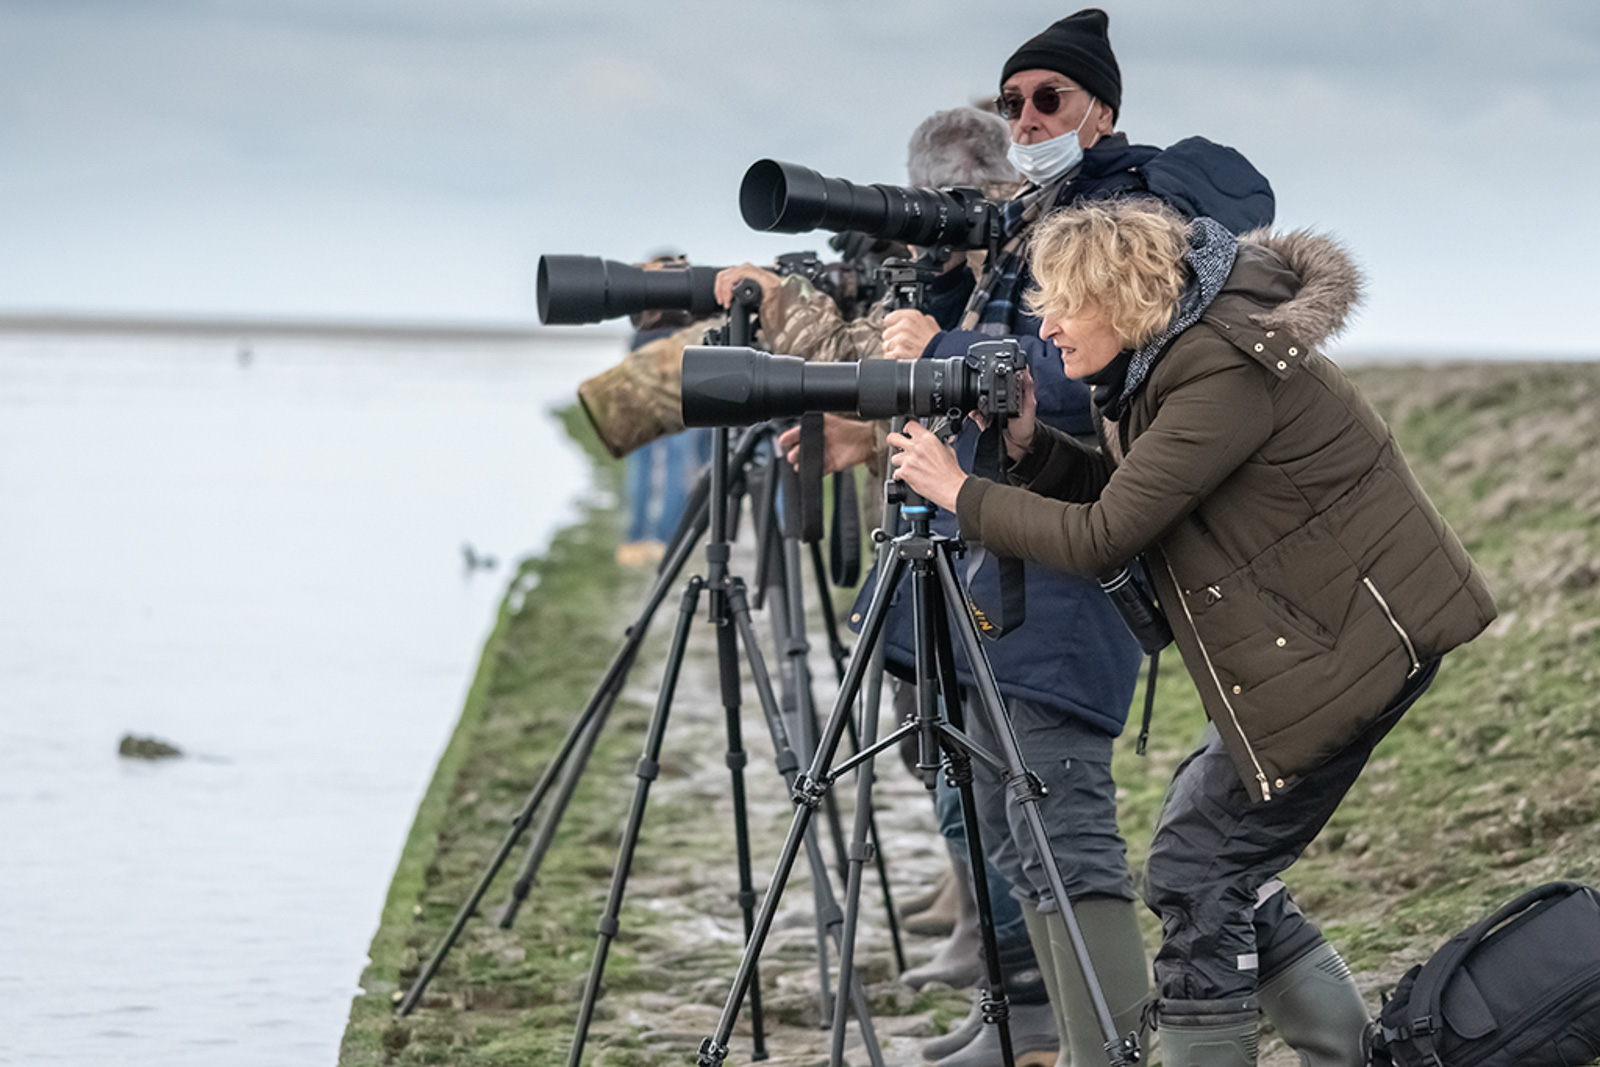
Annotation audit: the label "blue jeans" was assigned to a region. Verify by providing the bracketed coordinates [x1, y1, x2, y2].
[624, 430, 710, 543]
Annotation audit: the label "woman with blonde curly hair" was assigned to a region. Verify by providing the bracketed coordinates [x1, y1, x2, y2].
[889, 198, 1496, 1067]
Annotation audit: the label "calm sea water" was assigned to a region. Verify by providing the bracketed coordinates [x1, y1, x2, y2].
[0, 331, 622, 1065]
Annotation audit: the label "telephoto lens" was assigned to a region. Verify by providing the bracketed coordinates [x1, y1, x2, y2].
[679, 347, 977, 426]
[740, 160, 1000, 250]
[537, 255, 722, 325]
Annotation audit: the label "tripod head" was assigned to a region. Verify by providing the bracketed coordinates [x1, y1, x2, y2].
[877, 255, 940, 314]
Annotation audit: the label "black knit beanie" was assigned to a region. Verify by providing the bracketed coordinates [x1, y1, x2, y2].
[1001, 8, 1122, 121]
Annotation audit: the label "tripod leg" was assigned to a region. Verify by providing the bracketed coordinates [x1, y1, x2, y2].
[814, 534, 908, 975]
[916, 552, 1016, 1067]
[697, 551, 909, 1067]
[395, 509, 705, 1016]
[828, 632, 891, 1066]
[807, 537, 851, 680]
[783, 537, 852, 882]
[711, 585, 771, 1060]
[933, 550, 1138, 1067]
[566, 576, 704, 1067]
[495, 683, 609, 929]
[726, 580, 884, 1067]
[496, 480, 710, 929]
[761, 531, 838, 1023]
[764, 533, 842, 1025]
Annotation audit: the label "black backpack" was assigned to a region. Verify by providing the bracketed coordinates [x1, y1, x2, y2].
[1365, 881, 1600, 1067]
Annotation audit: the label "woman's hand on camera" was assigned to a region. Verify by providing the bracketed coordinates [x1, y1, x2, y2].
[713, 264, 781, 308]
[969, 368, 1038, 461]
[887, 421, 967, 512]
[881, 309, 941, 361]
[776, 415, 877, 475]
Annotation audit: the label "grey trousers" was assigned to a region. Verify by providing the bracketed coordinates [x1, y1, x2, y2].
[948, 687, 1136, 910]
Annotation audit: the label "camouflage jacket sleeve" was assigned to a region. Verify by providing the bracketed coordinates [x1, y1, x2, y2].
[760, 274, 886, 364]
[757, 274, 897, 502]
[576, 317, 717, 458]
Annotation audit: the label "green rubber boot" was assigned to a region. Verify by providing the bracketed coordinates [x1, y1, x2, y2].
[1257, 941, 1369, 1067]
[1157, 997, 1261, 1067]
[1040, 896, 1153, 1066]
[1021, 903, 1070, 1067]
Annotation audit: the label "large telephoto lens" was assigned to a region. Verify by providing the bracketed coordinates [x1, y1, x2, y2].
[740, 160, 997, 250]
[680, 346, 979, 426]
[537, 255, 722, 325]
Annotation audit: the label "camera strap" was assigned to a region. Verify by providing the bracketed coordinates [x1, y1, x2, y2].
[830, 470, 861, 587]
[966, 423, 1026, 640]
[797, 413, 826, 544]
[795, 414, 861, 586]
[1136, 648, 1159, 756]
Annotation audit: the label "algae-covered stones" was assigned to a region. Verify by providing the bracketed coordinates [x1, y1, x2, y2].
[118, 734, 183, 759]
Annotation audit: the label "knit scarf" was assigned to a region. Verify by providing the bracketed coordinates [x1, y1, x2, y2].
[957, 175, 1071, 334]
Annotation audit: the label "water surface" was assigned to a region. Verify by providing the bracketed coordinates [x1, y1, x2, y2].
[0, 331, 622, 1064]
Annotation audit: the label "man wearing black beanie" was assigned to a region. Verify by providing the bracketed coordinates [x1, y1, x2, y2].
[865, 10, 1358, 1067]
[1001, 8, 1122, 123]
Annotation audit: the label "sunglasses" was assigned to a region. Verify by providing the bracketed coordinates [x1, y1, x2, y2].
[995, 84, 1082, 121]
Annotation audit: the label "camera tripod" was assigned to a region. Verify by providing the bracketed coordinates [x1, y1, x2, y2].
[547, 416, 894, 1066]
[396, 286, 902, 1067]
[697, 486, 1143, 1067]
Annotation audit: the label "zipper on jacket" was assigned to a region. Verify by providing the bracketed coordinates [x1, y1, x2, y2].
[1362, 576, 1421, 677]
[1167, 562, 1274, 801]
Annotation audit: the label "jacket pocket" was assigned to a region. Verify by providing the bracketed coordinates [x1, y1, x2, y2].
[1259, 587, 1337, 649]
[1187, 577, 1337, 691]
[1362, 575, 1422, 675]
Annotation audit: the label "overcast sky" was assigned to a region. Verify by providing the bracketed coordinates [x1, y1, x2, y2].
[2, 0, 1597, 356]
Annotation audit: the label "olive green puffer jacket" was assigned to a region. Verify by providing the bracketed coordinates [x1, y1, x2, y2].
[956, 230, 1497, 800]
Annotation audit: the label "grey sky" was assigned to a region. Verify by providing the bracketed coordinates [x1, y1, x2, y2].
[2, 0, 1597, 355]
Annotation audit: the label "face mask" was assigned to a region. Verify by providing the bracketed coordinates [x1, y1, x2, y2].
[1006, 104, 1094, 186]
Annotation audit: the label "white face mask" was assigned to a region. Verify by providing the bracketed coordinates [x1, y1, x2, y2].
[1006, 104, 1094, 186]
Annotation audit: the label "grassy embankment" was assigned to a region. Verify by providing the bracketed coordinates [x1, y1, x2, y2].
[342, 363, 1600, 1066]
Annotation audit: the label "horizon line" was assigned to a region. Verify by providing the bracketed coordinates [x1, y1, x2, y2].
[0, 310, 628, 344]
[0, 310, 1594, 363]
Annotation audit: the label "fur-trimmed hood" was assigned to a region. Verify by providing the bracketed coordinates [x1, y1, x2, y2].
[1234, 228, 1366, 350]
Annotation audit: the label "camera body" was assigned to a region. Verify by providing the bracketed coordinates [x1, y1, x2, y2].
[963, 340, 1022, 423]
[773, 251, 889, 323]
